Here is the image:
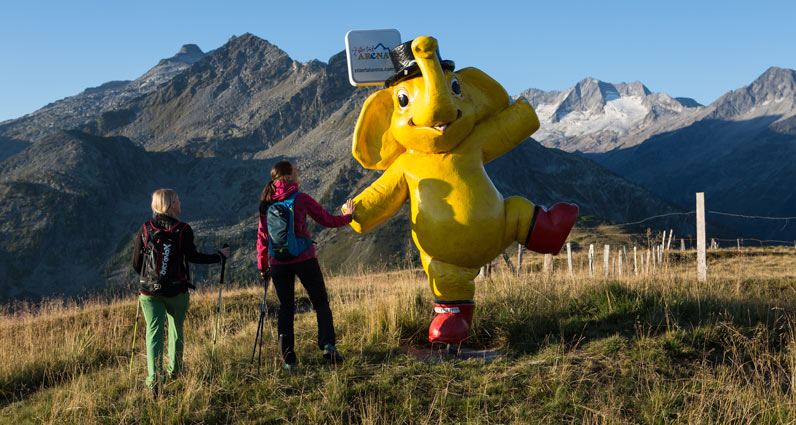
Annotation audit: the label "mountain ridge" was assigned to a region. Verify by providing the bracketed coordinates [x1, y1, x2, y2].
[0, 43, 208, 162]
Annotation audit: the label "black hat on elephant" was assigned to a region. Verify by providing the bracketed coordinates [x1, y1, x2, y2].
[384, 40, 455, 87]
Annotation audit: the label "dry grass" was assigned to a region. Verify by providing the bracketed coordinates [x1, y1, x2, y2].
[1, 246, 796, 423]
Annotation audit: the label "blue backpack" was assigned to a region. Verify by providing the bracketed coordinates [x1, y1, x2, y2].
[266, 192, 312, 261]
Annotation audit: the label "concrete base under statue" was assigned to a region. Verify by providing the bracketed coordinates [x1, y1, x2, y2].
[406, 345, 504, 362]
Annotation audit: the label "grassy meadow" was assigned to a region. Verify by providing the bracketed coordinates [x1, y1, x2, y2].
[2, 242, 796, 424]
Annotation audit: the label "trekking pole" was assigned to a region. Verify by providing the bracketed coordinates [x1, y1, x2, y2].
[211, 244, 229, 359]
[128, 297, 141, 379]
[251, 271, 270, 373]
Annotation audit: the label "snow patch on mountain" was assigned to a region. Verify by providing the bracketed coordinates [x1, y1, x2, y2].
[535, 95, 648, 141]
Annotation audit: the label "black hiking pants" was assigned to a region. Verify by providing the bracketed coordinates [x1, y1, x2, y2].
[271, 258, 335, 364]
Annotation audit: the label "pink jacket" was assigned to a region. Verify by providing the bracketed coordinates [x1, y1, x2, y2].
[257, 181, 352, 268]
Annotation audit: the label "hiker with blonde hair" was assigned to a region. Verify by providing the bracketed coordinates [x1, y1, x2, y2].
[132, 188, 231, 396]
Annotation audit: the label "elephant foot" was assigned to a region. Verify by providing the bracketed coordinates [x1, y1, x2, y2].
[525, 203, 579, 255]
[428, 301, 474, 344]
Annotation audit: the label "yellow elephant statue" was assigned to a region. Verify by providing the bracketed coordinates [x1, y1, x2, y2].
[348, 36, 578, 345]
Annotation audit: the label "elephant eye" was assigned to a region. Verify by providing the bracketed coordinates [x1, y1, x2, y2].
[396, 88, 410, 109]
[451, 77, 462, 96]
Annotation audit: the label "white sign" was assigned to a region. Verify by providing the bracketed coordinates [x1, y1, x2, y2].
[345, 29, 401, 87]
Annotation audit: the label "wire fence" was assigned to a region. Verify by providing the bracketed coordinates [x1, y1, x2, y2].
[572, 209, 796, 247]
[480, 204, 796, 281]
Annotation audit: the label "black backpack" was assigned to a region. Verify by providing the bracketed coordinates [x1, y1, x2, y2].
[140, 221, 187, 293]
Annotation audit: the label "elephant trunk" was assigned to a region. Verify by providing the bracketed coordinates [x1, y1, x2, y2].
[411, 37, 458, 128]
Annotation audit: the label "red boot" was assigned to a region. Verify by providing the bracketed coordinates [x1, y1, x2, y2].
[525, 203, 579, 255]
[428, 301, 475, 344]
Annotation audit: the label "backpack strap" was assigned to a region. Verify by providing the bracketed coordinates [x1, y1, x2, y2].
[274, 191, 301, 206]
[149, 219, 182, 232]
[177, 223, 187, 250]
[177, 223, 188, 281]
[266, 192, 301, 226]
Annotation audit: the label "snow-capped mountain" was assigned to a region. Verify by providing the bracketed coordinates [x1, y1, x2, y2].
[516, 78, 703, 153]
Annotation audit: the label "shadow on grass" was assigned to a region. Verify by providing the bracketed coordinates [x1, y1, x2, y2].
[0, 348, 121, 407]
[472, 281, 796, 361]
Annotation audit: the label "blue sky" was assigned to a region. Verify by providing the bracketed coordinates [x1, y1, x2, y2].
[1, 0, 795, 122]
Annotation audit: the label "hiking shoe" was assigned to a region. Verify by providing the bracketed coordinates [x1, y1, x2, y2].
[148, 384, 160, 399]
[283, 362, 299, 372]
[323, 344, 344, 364]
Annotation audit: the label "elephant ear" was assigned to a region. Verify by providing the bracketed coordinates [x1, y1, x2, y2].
[457, 67, 511, 123]
[352, 89, 406, 170]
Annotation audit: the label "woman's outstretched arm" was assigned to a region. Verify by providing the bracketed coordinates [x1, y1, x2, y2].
[300, 193, 353, 228]
[181, 225, 223, 264]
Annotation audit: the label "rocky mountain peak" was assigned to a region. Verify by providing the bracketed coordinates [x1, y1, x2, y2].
[206, 32, 293, 73]
[747, 66, 796, 102]
[709, 66, 796, 120]
[0, 42, 208, 147]
[166, 44, 205, 65]
[551, 77, 616, 122]
[177, 44, 203, 56]
[616, 81, 651, 98]
[225, 32, 276, 51]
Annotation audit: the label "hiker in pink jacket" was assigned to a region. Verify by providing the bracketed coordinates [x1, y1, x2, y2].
[257, 160, 354, 370]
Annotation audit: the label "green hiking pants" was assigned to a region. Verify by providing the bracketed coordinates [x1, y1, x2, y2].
[140, 292, 189, 388]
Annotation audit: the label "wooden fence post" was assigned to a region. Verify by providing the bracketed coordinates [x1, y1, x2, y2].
[634, 246, 638, 276]
[517, 244, 523, 272]
[652, 248, 657, 275]
[543, 254, 553, 275]
[640, 254, 645, 275]
[589, 244, 594, 277]
[566, 243, 573, 277]
[618, 251, 623, 277]
[681, 238, 685, 252]
[603, 245, 610, 277]
[696, 192, 707, 282]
